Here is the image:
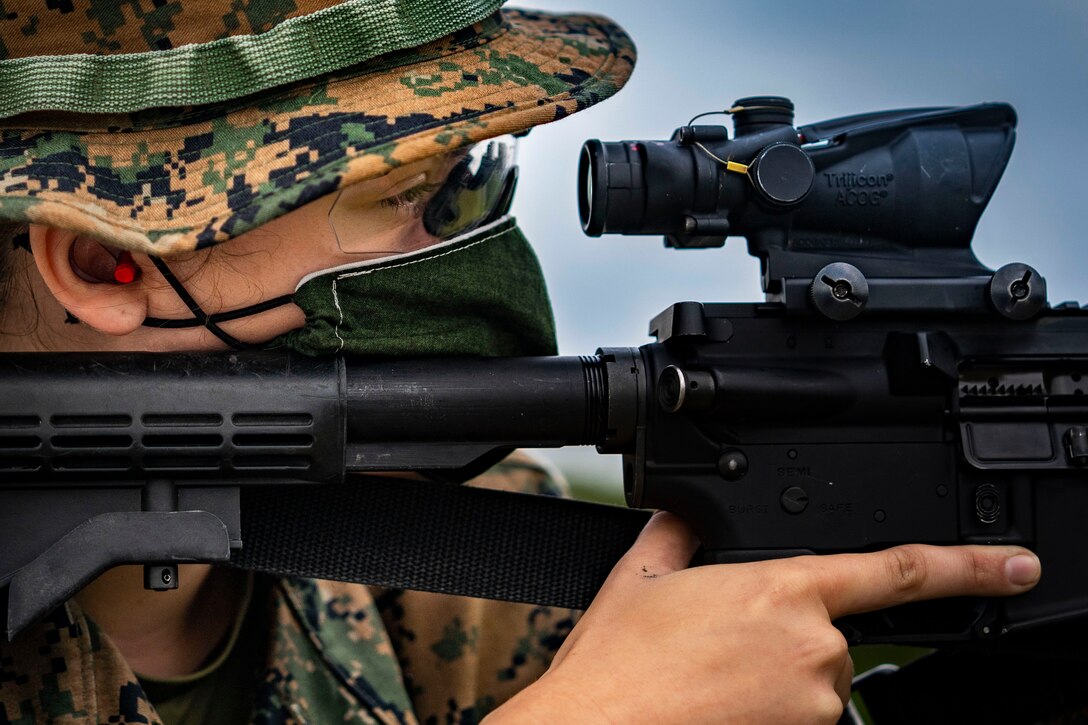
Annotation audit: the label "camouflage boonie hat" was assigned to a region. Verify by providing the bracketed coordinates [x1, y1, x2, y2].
[0, 0, 634, 256]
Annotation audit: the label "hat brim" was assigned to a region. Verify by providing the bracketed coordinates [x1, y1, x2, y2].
[0, 9, 634, 256]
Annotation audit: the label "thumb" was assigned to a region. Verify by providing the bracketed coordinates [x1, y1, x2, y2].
[613, 511, 701, 580]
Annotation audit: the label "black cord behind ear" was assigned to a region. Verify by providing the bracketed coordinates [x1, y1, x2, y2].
[145, 256, 292, 351]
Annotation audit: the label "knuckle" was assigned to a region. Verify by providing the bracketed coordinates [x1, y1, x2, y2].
[796, 627, 849, 670]
[885, 545, 929, 597]
[810, 688, 846, 723]
[966, 549, 994, 590]
[821, 628, 850, 664]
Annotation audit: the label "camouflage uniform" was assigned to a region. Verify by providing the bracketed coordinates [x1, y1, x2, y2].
[0, 453, 576, 724]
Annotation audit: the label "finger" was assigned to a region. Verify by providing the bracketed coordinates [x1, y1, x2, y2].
[833, 654, 854, 708]
[813, 544, 1041, 619]
[613, 511, 700, 580]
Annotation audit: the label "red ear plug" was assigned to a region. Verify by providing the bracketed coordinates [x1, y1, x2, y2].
[113, 251, 139, 285]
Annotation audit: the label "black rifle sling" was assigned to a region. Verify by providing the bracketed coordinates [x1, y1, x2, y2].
[230, 475, 650, 609]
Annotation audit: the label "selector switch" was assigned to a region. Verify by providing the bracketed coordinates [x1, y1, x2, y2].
[780, 486, 809, 514]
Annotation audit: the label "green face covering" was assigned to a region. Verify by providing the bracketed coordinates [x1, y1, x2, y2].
[271, 217, 558, 358]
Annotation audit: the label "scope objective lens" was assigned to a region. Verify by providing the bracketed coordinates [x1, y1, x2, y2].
[579, 140, 606, 236]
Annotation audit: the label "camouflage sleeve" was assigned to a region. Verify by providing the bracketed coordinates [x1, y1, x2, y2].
[0, 602, 162, 725]
[372, 451, 581, 725]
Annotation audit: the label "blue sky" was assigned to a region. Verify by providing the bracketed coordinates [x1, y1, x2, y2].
[512, 0, 1088, 491]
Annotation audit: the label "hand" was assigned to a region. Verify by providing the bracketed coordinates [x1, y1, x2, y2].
[487, 511, 1041, 724]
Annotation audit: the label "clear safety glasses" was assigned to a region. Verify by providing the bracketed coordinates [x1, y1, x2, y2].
[141, 136, 519, 350]
[328, 134, 519, 256]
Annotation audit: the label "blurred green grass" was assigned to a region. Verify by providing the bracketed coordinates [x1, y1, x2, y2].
[567, 474, 622, 504]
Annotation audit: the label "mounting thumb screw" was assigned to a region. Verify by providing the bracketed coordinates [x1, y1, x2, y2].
[989, 263, 1047, 320]
[811, 263, 869, 321]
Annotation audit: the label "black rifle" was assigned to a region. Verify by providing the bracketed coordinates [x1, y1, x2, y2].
[2, 99, 1085, 669]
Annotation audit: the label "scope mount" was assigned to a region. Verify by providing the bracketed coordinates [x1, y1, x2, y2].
[765, 258, 1050, 321]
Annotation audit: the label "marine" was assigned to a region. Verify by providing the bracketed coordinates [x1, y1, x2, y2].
[0, 1, 1041, 723]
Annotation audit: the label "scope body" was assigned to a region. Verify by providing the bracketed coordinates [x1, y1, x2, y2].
[580, 99, 1019, 308]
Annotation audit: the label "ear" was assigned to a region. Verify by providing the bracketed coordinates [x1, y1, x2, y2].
[28, 225, 149, 336]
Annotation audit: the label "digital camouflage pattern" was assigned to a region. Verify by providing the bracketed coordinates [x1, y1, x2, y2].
[0, 0, 505, 117]
[0, 452, 578, 724]
[0, 0, 375, 57]
[0, 6, 635, 256]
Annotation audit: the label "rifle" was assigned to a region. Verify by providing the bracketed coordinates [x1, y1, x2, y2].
[2, 98, 1085, 669]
